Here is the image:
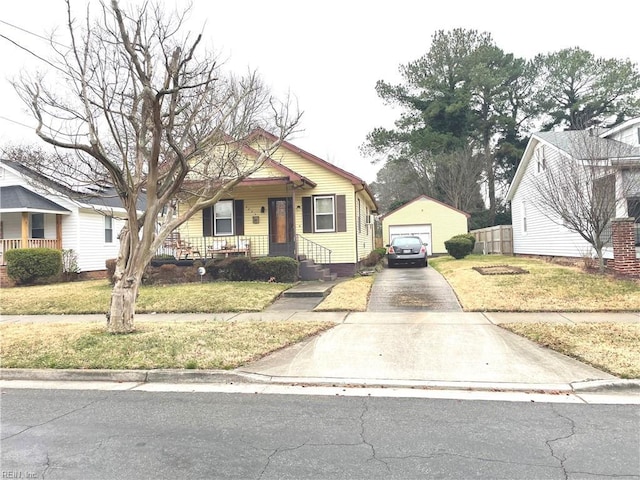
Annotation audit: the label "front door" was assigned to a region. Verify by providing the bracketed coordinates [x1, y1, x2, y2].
[268, 197, 294, 257]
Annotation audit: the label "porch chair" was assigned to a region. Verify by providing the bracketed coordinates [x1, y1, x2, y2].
[173, 233, 201, 260]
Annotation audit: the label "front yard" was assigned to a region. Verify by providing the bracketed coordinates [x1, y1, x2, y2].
[1, 257, 638, 377]
[0, 280, 292, 315]
[429, 254, 640, 312]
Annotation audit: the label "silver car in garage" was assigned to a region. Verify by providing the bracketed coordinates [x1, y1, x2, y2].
[386, 236, 428, 268]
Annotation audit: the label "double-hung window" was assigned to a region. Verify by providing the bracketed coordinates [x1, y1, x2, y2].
[214, 200, 234, 236]
[105, 216, 113, 243]
[314, 196, 335, 232]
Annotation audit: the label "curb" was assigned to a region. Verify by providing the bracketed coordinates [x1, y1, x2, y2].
[2, 368, 639, 394]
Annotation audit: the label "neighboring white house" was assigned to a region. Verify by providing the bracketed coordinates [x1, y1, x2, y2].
[506, 118, 640, 264]
[0, 160, 140, 274]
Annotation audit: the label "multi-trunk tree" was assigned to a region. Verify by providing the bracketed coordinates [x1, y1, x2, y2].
[13, 0, 301, 333]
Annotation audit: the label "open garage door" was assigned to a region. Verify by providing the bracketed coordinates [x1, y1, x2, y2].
[389, 224, 432, 256]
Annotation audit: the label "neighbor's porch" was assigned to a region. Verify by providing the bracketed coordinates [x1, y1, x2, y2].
[0, 212, 64, 265]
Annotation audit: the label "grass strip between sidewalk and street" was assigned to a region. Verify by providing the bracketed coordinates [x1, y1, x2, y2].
[501, 322, 640, 379]
[0, 321, 333, 370]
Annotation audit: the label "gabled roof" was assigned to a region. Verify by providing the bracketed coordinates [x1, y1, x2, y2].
[380, 194, 470, 220]
[1, 159, 146, 212]
[0, 185, 70, 214]
[601, 117, 640, 139]
[251, 128, 378, 211]
[506, 127, 640, 202]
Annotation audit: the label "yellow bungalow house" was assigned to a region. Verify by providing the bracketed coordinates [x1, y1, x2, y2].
[175, 129, 378, 279]
[380, 195, 469, 256]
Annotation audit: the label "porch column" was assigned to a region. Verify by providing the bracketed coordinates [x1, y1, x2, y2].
[21, 212, 29, 248]
[56, 215, 63, 249]
[614, 170, 627, 218]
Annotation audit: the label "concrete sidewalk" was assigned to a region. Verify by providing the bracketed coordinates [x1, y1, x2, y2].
[1, 310, 637, 324]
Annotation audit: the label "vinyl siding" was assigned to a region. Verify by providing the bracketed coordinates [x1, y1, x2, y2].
[270, 147, 374, 263]
[178, 143, 377, 264]
[72, 209, 124, 271]
[510, 142, 610, 259]
[382, 197, 468, 254]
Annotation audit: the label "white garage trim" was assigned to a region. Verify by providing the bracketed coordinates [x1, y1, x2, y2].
[388, 224, 432, 256]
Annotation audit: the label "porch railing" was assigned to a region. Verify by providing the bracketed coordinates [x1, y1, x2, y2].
[296, 235, 332, 266]
[156, 235, 270, 259]
[1, 239, 61, 265]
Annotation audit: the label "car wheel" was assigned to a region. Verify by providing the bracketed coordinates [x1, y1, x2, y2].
[387, 260, 395, 268]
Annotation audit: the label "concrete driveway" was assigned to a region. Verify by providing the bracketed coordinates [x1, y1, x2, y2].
[243, 265, 619, 388]
[243, 312, 617, 387]
[367, 265, 462, 311]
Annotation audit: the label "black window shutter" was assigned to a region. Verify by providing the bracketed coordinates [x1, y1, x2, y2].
[202, 206, 212, 236]
[336, 195, 347, 232]
[234, 200, 244, 235]
[302, 197, 313, 233]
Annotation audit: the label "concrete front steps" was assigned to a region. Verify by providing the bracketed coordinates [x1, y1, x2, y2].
[298, 257, 337, 282]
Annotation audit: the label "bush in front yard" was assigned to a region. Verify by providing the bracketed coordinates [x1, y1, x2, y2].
[223, 256, 258, 281]
[361, 247, 387, 267]
[5, 248, 62, 285]
[444, 235, 474, 259]
[254, 256, 298, 282]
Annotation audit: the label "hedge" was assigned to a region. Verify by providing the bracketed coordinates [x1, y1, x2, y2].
[5, 248, 62, 285]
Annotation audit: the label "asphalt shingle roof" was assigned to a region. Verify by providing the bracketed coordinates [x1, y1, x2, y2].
[0, 185, 70, 213]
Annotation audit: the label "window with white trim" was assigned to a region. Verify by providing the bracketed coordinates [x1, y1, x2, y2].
[105, 216, 113, 243]
[314, 196, 335, 232]
[522, 201, 528, 234]
[214, 200, 234, 236]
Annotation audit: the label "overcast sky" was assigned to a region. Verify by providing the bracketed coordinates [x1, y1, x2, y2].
[1, 0, 639, 183]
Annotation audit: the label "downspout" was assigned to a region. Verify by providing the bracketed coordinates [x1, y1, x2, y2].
[354, 184, 367, 268]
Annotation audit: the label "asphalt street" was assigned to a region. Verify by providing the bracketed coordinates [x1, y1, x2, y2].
[2, 388, 639, 480]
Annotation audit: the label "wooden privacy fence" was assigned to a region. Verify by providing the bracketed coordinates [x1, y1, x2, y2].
[470, 225, 513, 255]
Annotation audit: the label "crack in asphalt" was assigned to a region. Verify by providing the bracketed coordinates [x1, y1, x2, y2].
[256, 398, 390, 479]
[358, 398, 390, 473]
[545, 405, 578, 480]
[1, 394, 109, 441]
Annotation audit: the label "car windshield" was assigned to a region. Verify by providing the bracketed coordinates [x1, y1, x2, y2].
[392, 237, 422, 248]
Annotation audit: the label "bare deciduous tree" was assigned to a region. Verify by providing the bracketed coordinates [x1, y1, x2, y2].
[13, 0, 301, 333]
[432, 147, 484, 213]
[532, 130, 638, 273]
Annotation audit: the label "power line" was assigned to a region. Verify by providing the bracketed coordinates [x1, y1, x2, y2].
[0, 33, 69, 75]
[0, 115, 34, 130]
[0, 19, 68, 48]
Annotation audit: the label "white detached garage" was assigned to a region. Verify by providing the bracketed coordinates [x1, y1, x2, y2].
[381, 195, 470, 256]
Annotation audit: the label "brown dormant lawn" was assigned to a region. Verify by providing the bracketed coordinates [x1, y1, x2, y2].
[430, 255, 640, 312]
[0, 320, 333, 370]
[431, 254, 640, 378]
[314, 276, 374, 312]
[502, 322, 640, 379]
[0, 280, 292, 315]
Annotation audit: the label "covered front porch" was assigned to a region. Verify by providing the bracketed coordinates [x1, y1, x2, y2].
[0, 185, 69, 265]
[157, 233, 333, 267]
